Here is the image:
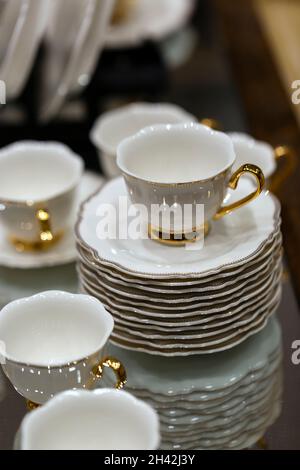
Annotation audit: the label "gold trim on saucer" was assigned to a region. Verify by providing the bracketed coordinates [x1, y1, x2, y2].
[214, 164, 265, 220]
[148, 223, 210, 246]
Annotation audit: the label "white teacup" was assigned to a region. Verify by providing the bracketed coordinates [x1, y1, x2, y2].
[0, 141, 84, 252]
[0, 291, 126, 406]
[90, 102, 196, 179]
[117, 123, 265, 245]
[19, 389, 160, 450]
[229, 132, 296, 192]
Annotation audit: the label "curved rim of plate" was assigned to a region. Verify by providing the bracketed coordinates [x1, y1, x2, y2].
[109, 309, 278, 356]
[78, 253, 281, 303]
[77, 243, 282, 296]
[80, 265, 282, 315]
[76, 231, 282, 285]
[110, 296, 280, 348]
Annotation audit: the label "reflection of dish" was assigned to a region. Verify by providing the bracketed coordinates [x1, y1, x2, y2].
[39, 0, 113, 122]
[106, 0, 196, 48]
[101, 317, 283, 449]
[0, 171, 104, 269]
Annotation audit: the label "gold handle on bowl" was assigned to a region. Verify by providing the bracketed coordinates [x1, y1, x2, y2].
[93, 356, 127, 390]
[10, 208, 59, 252]
[199, 118, 223, 131]
[112, 0, 136, 24]
[26, 400, 40, 411]
[270, 145, 297, 193]
[36, 208, 54, 243]
[214, 164, 265, 220]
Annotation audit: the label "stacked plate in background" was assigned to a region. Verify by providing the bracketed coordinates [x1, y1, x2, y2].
[76, 177, 283, 355]
[101, 317, 283, 450]
[0, 0, 196, 119]
[0, 0, 49, 100]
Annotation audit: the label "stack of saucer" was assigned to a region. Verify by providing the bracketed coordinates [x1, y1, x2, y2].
[100, 317, 283, 450]
[76, 176, 283, 355]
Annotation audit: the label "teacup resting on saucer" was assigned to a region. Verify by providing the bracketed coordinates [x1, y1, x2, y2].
[117, 123, 265, 246]
[0, 291, 126, 407]
[0, 141, 83, 252]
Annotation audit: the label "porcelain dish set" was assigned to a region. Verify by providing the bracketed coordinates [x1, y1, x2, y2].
[79, 106, 285, 358]
[0, 99, 292, 449]
[77, 176, 282, 355]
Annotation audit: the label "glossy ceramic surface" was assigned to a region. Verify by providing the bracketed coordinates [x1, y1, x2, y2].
[91, 103, 196, 179]
[19, 389, 160, 450]
[117, 123, 241, 233]
[0, 291, 114, 404]
[0, 171, 104, 268]
[0, 141, 83, 244]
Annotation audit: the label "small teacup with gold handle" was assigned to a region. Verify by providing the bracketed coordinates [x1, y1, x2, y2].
[0, 141, 84, 252]
[0, 291, 126, 408]
[117, 123, 265, 245]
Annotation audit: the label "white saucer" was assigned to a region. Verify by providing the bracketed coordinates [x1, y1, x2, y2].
[76, 177, 281, 278]
[0, 171, 104, 269]
[106, 0, 195, 48]
[77, 231, 281, 286]
[78, 237, 281, 295]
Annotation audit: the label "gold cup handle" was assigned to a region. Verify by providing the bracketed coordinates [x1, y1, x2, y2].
[199, 118, 223, 131]
[270, 145, 297, 193]
[93, 356, 127, 390]
[214, 164, 265, 220]
[36, 209, 54, 243]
